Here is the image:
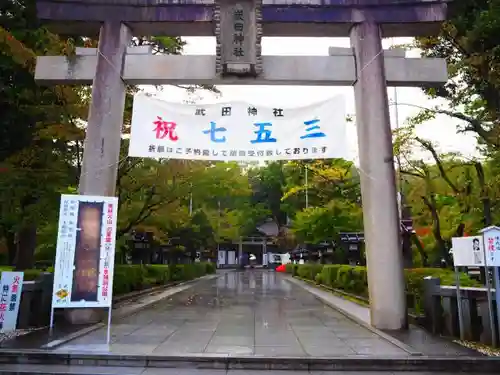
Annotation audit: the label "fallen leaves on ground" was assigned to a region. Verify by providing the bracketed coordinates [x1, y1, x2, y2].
[454, 339, 500, 356]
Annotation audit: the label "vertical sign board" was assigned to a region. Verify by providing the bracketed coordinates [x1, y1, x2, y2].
[0, 272, 24, 333]
[480, 226, 500, 344]
[217, 0, 261, 76]
[52, 195, 118, 310]
[481, 226, 500, 267]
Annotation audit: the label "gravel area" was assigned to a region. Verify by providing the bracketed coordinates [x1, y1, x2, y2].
[0, 327, 45, 344]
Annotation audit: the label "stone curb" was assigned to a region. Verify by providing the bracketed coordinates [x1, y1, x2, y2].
[0, 351, 499, 372]
[41, 274, 219, 349]
[112, 283, 170, 304]
[284, 275, 423, 356]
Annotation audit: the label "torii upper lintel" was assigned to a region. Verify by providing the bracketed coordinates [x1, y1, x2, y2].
[36, 0, 449, 37]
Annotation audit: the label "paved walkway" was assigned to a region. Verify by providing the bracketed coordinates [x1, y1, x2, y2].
[55, 270, 407, 357]
[0, 365, 494, 375]
[288, 276, 481, 357]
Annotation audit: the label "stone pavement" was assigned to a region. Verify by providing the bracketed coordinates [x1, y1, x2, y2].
[287, 276, 481, 357]
[54, 270, 407, 357]
[0, 366, 495, 375]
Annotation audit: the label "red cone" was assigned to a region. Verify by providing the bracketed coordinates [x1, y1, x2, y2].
[276, 264, 286, 272]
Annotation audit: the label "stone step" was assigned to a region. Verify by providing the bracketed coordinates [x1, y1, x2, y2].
[0, 351, 499, 373]
[0, 366, 498, 375]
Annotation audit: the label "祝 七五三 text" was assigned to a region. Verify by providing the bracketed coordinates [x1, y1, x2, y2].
[129, 94, 349, 162]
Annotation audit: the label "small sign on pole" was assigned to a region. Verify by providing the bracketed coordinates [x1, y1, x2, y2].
[51, 194, 118, 345]
[480, 226, 500, 346]
[451, 236, 486, 341]
[451, 236, 485, 267]
[0, 271, 24, 333]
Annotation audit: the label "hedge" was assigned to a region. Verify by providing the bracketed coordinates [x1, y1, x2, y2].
[102, 263, 216, 295]
[286, 263, 481, 313]
[1, 262, 216, 296]
[0, 266, 43, 281]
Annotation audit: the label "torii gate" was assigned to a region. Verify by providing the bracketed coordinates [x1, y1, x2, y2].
[35, 0, 449, 331]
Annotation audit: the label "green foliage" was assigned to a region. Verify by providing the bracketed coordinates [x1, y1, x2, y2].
[2, 262, 214, 295]
[111, 263, 213, 295]
[248, 159, 362, 248]
[411, 0, 500, 151]
[2, 0, 499, 274]
[0, 0, 88, 268]
[393, 124, 499, 266]
[295, 263, 323, 282]
[291, 201, 362, 244]
[285, 263, 298, 276]
[288, 264, 480, 313]
[0, 267, 49, 281]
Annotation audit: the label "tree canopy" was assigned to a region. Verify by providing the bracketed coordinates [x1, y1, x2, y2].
[2, 0, 500, 270]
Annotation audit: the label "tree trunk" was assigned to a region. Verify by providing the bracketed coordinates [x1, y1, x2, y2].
[422, 195, 449, 265]
[475, 162, 493, 227]
[454, 223, 466, 238]
[14, 223, 37, 270]
[5, 231, 16, 266]
[401, 202, 414, 268]
[474, 162, 491, 283]
[411, 234, 429, 267]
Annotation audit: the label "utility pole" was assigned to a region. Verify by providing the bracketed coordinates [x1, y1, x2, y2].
[305, 164, 309, 209]
[189, 183, 193, 216]
[393, 84, 413, 268]
[217, 199, 221, 253]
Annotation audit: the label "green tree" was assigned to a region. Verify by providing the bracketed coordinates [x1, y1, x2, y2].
[0, 0, 86, 268]
[394, 125, 493, 266]
[411, 0, 500, 151]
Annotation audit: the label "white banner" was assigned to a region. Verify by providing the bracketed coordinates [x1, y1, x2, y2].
[52, 195, 118, 309]
[451, 236, 485, 267]
[0, 272, 24, 333]
[129, 94, 348, 161]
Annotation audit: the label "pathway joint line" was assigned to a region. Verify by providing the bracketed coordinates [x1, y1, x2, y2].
[284, 274, 423, 356]
[41, 274, 219, 350]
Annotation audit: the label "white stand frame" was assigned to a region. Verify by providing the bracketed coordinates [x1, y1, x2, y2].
[49, 305, 113, 345]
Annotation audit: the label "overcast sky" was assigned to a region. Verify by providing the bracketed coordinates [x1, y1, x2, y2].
[148, 37, 478, 163]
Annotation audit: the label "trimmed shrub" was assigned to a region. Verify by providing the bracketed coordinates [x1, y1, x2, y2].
[285, 263, 298, 276]
[205, 262, 216, 274]
[287, 263, 481, 313]
[1, 262, 215, 297]
[145, 265, 170, 284]
[0, 267, 45, 281]
[296, 263, 323, 283]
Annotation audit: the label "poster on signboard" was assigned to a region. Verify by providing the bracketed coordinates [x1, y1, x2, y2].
[481, 226, 500, 267]
[451, 236, 485, 267]
[128, 93, 348, 161]
[52, 195, 118, 309]
[0, 272, 24, 333]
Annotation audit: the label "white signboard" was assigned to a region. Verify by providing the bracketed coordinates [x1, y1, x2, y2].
[129, 94, 348, 161]
[451, 236, 485, 267]
[217, 250, 226, 267]
[0, 272, 24, 333]
[52, 195, 118, 308]
[482, 227, 500, 267]
[227, 250, 236, 265]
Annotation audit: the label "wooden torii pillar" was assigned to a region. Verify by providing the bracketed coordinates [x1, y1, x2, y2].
[35, 0, 449, 330]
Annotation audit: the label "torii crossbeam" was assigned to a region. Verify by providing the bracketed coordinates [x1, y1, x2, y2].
[36, 46, 447, 86]
[37, 0, 448, 37]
